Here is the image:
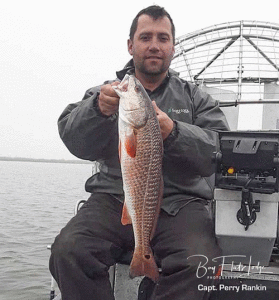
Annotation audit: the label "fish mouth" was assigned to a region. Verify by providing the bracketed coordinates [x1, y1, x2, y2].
[117, 74, 130, 92]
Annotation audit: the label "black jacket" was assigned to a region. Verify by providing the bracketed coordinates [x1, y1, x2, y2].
[58, 61, 229, 215]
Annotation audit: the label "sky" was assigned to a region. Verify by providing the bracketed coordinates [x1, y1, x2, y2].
[1, 0, 279, 160]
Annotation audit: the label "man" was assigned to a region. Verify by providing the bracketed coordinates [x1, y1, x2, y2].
[50, 5, 229, 300]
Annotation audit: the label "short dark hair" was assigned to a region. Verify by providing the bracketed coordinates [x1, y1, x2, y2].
[129, 5, 175, 44]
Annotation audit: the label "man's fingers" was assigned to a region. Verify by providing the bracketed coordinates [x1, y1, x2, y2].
[101, 83, 119, 98]
[98, 82, 120, 116]
[152, 101, 174, 140]
[111, 81, 120, 87]
[98, 96, 119, 116]
[152, 101, 160, 114]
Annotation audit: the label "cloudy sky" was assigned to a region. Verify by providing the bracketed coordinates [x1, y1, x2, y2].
[1, 0, 278, 160]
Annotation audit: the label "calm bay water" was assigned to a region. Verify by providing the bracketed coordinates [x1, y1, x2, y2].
[0, 161, 93, 300]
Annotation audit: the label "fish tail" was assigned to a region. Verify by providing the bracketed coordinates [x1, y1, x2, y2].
[129, 247, 159, 283]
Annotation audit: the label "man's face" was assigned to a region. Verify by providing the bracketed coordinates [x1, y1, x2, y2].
[128, 14, 175, 77]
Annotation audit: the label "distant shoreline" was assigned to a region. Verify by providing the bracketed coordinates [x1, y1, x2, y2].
[0, 156, 92, 165]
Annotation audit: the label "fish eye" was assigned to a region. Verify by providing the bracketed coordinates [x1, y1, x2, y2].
[134, 85, 141, 93]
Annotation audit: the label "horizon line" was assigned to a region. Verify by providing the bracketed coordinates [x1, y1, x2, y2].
[0, 156, 92, 165]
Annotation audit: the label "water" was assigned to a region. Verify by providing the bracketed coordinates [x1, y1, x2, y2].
[0, 161, 92, 300]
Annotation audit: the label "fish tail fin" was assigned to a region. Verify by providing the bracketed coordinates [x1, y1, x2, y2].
[129, 247, 159, 283]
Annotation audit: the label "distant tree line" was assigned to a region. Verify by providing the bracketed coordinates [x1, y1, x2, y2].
[0, 156, 92, 164]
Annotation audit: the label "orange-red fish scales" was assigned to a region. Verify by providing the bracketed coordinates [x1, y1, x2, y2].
[114, 74, 163, 282]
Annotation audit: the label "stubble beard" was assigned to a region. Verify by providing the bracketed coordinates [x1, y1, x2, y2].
[135, 58, 171, 77]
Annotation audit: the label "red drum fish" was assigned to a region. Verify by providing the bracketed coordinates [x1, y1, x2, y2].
[113, 74, 163, 282]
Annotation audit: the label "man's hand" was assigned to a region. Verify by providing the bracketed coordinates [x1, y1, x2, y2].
[152, 101, 174, 140]
[98, 82, 120, 116]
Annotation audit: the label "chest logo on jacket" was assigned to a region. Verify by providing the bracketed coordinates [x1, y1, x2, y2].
[168, 108, 190, 115]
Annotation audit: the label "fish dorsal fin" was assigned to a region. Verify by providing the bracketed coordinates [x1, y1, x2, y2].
[121, 201, 132, 225]
[125, 130, 137, 158]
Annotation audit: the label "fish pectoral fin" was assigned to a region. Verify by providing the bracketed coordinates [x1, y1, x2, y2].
[121, 202, 132, 225]
[124, 129, 137, 158]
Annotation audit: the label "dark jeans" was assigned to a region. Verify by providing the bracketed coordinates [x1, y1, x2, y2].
[49, 193, 221, 300]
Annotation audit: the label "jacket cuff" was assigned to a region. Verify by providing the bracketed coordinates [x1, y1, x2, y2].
[164, 120, 178, 149]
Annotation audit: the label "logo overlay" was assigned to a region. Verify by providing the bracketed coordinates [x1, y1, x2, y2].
[187, 254, 272, 293]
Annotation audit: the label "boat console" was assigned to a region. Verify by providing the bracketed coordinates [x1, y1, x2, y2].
[214, 131, 279, 266]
